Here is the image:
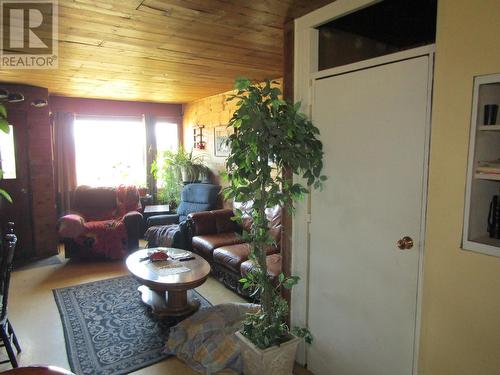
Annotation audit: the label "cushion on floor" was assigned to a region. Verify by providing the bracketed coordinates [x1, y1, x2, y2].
[165, 303, 259, 374]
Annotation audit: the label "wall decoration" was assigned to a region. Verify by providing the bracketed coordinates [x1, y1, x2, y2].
[214, 125, 231, 157]
[193, 124, 206, 149]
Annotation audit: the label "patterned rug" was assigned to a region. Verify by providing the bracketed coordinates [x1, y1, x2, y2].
[53, 275, 212, 375]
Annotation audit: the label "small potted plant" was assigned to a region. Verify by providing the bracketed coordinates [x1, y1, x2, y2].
[223, 78, 325, 375]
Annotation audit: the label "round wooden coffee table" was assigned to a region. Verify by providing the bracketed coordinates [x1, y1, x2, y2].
[126, 248, 211, 317]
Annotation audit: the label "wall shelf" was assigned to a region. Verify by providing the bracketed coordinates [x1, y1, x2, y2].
[463, 73, 500, 258]
[478, 125, 500, 131]
[474, 173, 500, 181]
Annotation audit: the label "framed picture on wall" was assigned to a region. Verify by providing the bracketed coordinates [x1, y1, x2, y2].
[214, 125, 231, 157]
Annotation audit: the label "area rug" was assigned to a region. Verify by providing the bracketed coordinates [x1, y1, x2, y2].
[53, 275, 212, 375]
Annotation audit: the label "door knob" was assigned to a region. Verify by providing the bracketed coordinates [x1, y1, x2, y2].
[396, 236, 414, 250]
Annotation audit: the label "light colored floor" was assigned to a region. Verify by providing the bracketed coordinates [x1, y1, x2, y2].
[1, 251, 312, 374]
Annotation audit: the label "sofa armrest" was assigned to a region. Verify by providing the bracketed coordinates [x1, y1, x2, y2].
[188, 211, 217, 236]
[146, 214, 180, 227]
[123, 211, 143, 251]
[58, 214, 86, 239]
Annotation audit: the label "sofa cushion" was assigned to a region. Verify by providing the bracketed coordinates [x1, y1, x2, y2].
[192, 232, 244, 258]
[214, 209, 240, 233]
[240, 253, 282, 279]
[213, 243, 251, 273]
[213, 242, 280, 274]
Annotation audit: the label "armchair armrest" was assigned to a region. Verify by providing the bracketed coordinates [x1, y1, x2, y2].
[146, 214, 180, 227]
[123, 211, 143, 251]
[57, 214, 86, 239]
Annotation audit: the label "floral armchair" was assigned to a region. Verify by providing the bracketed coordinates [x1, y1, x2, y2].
[57, 185, 143, 259]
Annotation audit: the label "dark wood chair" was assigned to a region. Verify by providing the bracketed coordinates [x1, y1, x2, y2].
[0, 225, 21, 368]
[0, 366, 74, 374]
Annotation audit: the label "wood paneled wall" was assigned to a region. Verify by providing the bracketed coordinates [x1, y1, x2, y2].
[182, 79, 283, 189]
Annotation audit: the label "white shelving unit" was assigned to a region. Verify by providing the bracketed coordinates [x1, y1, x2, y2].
[463, 73, 500, 257]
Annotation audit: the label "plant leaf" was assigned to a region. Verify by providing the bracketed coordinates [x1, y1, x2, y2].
[0, 188, 12, 203]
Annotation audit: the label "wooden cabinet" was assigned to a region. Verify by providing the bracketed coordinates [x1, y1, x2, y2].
[463, 73, 500, 257]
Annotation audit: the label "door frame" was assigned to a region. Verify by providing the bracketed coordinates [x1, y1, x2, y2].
[292, 1, 434, 373]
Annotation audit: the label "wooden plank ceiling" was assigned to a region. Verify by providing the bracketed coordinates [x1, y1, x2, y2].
[0, 0, 332, 103]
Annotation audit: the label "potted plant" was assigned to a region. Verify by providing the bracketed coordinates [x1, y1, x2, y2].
[151, 150, 182, 208]
[152, 147, 209, 207]
[223, 78, 325, 375]
[157, 146, 206, 183]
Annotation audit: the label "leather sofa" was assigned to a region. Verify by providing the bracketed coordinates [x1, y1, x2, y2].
[187, 207, 282, 296]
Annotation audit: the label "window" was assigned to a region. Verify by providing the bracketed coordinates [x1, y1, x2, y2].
[317, 0, 437, 71]
[0, 125, 16, 179]
[155, 121, 178, 154]
[155, 121, 178, 188]
[74, 117, 146, 187]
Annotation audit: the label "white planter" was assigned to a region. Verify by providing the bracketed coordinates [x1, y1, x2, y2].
[235, 331, 300, 375]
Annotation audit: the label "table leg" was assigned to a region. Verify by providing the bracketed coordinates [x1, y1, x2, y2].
[137, 285, 200, 317]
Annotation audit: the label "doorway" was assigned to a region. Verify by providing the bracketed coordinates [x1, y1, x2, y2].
[292, 1, 436, 374]
[307, 53, 432, 375]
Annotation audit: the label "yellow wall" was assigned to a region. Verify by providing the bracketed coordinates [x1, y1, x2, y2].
[182, 90, 236, 184]
[420, 0, 500, 374]
[182, 79, 282, 185]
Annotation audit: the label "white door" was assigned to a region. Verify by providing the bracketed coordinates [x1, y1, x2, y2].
[308, 56, 430, 375]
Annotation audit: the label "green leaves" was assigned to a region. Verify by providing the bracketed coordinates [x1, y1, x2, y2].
[225, 77, 326, 349]
[0, 104, 9, 134]
[235, 77, 251, 90]
[0, 188, 12, 203]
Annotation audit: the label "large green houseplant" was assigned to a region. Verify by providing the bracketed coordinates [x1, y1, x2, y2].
[223, 78, 325, 374]
[152, 146, 208, 207]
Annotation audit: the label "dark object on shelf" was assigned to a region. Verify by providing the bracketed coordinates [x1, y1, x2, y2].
[145, 183, 221, 250]
[0, 224, 22, 368]
[30, 99, 49, 108]
[487, 195, 500, 239]
[484, 104, 498, 125]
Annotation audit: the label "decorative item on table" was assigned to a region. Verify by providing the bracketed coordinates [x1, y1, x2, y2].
[476, 159, 500, 175]
[488, 195, 500, 239]
[483, 104, 498, 125]
[140, 249, 169, 262]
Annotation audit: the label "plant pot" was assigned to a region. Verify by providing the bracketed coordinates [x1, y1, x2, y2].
[180, 166, 198, 183]
[196, 165, 211, 183]
[235, 331, 300, 375]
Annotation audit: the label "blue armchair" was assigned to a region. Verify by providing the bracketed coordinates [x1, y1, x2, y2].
[145, 183, 221, 249]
